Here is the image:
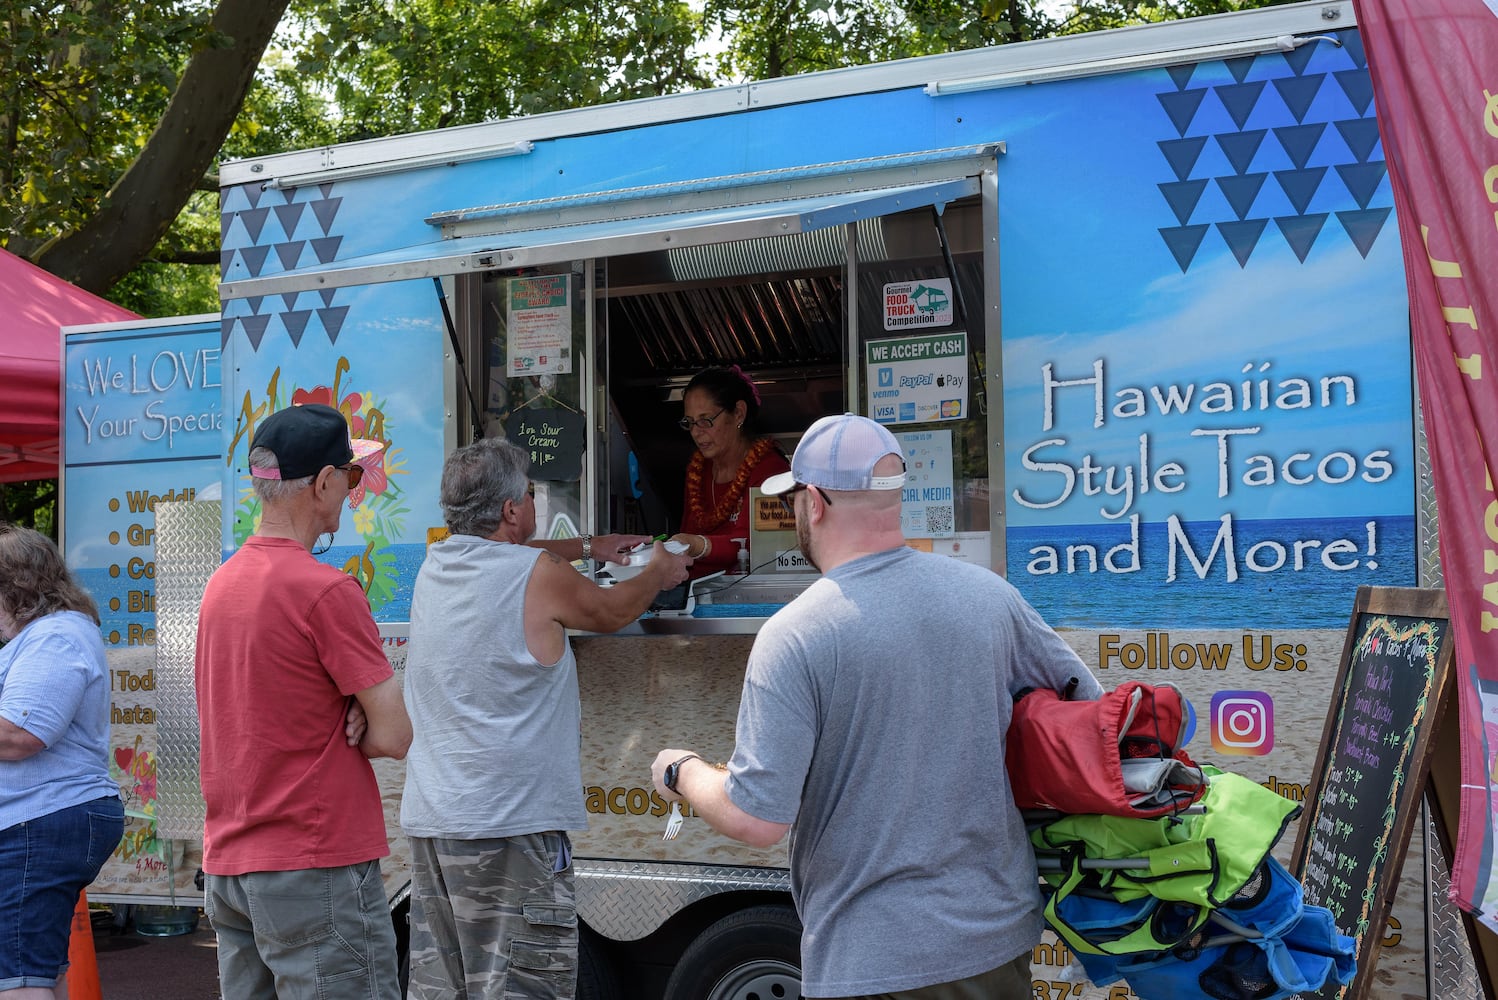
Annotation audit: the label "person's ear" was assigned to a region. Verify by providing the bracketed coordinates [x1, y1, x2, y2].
[733, 399, 749, 425]
[314, 466, 336, 495]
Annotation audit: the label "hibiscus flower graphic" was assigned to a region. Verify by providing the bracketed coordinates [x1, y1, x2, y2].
[290, 385, 391, 507]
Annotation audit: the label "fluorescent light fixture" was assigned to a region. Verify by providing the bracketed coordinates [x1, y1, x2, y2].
[263, 139, 535, 189]
[925, 34, 1323, 95]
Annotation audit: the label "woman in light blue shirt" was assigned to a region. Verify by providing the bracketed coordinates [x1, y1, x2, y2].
[0, 525, 124, 999]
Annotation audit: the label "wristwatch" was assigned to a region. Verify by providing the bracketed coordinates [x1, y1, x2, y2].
[581, 534, 592, 561]
[664, 753, 701, 794]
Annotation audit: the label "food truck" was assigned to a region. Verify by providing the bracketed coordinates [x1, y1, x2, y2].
[59, 0, 1462, 995]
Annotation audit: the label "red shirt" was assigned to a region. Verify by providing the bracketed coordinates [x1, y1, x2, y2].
[681, 443, 791, 577]
[195, 536, 393, 875]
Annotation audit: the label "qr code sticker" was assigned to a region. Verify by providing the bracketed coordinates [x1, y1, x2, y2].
[925, 505, 954, 534]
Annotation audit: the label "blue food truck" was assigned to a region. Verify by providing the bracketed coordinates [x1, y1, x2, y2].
[63, 1, 1452, 996]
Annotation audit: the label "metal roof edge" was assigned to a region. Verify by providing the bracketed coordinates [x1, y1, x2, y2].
[220, 1, 1353, 188]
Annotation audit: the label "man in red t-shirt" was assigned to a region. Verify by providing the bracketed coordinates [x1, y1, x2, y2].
[195, 403, 412, 1000]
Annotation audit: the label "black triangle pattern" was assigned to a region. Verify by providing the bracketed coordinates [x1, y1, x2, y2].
[1217, 219, 1268, 267]
[1216, 130, 1267, 175]
[1337, 208, 1392, 258]
[1160, 225, 1210, 273]
[1271, 75, 1323, 123]
[275, 241, 306, 272]
[1217, 174, 1267, 221]
[1154, 40, 1391, 271]
[1216, 81, 1266, 130]
[1274, 167, 1328, 215]
[1275, 214, 1328, 263]
[1273, 124, 1327, 169]
[1334, 118, 1382, 162]
[219, 167, 348, 352]
[1159, 137, 1209, 182]
[1333, 69, 1375, 115]
[241, 315, 272, 351]
[1158, 89, 1209, 137]
[1160, 180, 1209, 227]
[319, 306, 350, 345]
[282, 310, 314, 347]
[1336, 162, 1389, 210]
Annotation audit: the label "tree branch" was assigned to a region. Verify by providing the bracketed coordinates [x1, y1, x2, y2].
[32, 0, 291, 294]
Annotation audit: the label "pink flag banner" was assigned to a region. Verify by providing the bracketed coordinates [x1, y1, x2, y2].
[1354, 0, 1498, 927]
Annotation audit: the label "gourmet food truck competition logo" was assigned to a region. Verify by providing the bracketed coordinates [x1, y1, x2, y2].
[230, 359, 409, 613]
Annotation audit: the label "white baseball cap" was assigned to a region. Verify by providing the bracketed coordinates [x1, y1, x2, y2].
[761, 413, 906, 495]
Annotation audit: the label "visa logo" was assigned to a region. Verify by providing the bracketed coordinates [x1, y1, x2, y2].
[874, 406, 895, 421]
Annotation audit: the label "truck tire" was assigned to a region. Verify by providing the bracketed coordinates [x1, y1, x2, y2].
[662, 904, 803, 1000]
[579, 925, 624, 1000]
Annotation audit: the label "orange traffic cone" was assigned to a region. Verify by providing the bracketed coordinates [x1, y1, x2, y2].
[66, 889, 103, 1000]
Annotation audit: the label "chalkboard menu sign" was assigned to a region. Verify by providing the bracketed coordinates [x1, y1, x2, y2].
[1291, 586, 1455, 1000]
[504, 406, 585, 481]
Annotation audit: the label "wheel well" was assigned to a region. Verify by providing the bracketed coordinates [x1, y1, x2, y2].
[588, 889, 798, 994]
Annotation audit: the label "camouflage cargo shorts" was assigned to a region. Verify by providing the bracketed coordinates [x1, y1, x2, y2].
[406, 832, 577, 1000]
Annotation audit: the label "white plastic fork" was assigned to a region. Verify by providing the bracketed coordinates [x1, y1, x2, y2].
[663, 801, 684, 840]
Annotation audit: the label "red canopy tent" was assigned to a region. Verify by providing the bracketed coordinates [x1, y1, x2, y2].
[0, 249, 138, 482]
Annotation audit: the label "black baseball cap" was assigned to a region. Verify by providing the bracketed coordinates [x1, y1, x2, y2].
[249, 403, 383, 480]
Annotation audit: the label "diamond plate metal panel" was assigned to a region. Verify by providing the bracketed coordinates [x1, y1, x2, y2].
[1426, 807, 1482, 999]
[576, 859, 790, 941]
[152, 500, 220, 840]
[1414, 382, 1443, 590]
[1414, 397, 1479, 1000]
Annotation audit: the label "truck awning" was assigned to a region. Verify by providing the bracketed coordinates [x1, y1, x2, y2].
[220, 161, 992, 301]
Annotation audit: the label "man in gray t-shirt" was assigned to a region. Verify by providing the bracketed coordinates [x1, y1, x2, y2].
[653, 414, 1101, 999]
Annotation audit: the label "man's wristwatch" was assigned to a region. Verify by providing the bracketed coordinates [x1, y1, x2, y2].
[664, 753, 701, 794]
[581, 534, 592, 561]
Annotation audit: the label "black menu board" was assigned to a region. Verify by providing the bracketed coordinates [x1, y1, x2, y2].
[1291, 586, 1454, 1000]
[504, 406, 585, 482]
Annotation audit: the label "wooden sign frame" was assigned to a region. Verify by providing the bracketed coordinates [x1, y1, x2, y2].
[1290, 585, 1456, 1000]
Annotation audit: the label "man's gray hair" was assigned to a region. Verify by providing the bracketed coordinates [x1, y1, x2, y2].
[248, 446, 314, 503]
[441, 437, 530, 536]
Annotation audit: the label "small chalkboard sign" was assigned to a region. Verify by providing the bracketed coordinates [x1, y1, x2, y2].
[504, 406, 585, 482]
[1291, 586, 1456, 1000]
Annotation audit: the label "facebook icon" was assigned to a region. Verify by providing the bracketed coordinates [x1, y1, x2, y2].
[877, 367, 894, 387]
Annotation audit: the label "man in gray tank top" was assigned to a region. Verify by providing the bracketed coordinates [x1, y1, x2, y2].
[652, 413, 1102, 999]
[402, 438, 691, 999]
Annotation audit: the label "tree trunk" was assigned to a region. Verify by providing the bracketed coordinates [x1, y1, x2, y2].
[33, 0, 290, 295]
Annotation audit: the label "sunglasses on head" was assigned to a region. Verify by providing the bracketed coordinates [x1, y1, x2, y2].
[778, 481, 831, 517]
[336, 464, 365, 489]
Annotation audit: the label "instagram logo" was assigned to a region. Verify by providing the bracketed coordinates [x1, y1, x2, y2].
[1210, 691, 1274, 756]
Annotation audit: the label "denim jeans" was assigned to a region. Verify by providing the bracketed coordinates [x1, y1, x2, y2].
[0, 795, 125, 990]
[205, 860, 401, 1000]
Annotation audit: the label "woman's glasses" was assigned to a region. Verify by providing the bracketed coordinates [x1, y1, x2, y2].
[678, 408, 726, 432]
[336, 464, 365, 489]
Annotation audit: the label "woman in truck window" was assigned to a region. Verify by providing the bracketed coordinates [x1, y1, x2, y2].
[670, 366, 791, 578]
[0, 524, 125, 999]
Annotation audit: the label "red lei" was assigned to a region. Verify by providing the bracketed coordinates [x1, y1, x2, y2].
[685, 438, 777, 531]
